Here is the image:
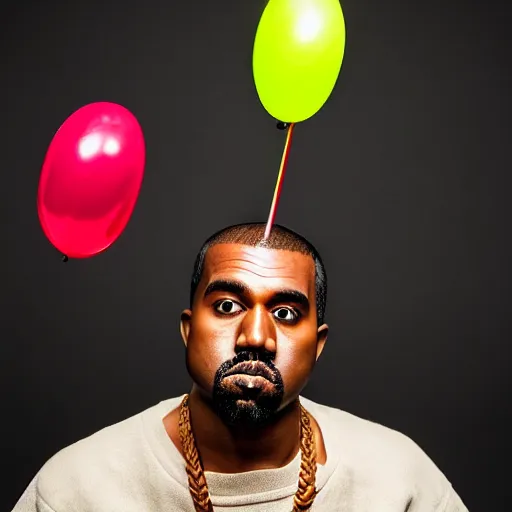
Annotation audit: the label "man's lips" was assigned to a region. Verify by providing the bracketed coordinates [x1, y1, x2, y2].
[222, 374, 275, 395]
[223, 360, 276, 383]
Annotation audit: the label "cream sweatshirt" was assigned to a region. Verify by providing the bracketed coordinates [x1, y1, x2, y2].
[12, 395, 468, 511]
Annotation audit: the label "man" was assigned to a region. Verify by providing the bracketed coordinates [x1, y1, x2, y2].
[13, 223, 468, 511]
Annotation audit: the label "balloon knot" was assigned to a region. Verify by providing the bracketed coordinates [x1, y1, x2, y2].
[62, 254, 69, 263]
[276, 121, 290, 130]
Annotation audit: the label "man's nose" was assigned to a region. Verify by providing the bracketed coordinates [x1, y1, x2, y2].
[236, 305, 277, 353]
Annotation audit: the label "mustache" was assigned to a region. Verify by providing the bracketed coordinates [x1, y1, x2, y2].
[218, 351, 279, 385]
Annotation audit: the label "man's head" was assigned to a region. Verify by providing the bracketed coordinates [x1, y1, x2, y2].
[180, 223, 328, 428]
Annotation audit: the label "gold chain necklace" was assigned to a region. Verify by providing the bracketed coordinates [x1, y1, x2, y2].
[178, 394, 318, 511]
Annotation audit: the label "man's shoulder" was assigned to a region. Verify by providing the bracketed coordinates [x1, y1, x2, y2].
[304, 397, 467, 510]
[36, 397, 179, 507]
[38, 407, 143, 485]
[303, 396, 448, 480]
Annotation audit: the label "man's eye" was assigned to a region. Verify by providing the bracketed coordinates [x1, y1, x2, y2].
[273, 307, 299, 322]
[214, 300, 243, 315]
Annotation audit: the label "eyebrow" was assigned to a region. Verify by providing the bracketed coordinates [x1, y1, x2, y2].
[203, 279, 310, 310]
[267, 290, 310, 311]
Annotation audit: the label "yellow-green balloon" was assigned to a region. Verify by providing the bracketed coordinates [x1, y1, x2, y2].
[253, 0, 346, 123]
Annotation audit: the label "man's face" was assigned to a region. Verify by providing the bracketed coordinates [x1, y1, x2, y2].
[181, 243, 328, 427]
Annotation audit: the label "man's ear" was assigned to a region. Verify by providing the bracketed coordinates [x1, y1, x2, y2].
[315, 323, 329, 361]
[180, 309, 192, 348]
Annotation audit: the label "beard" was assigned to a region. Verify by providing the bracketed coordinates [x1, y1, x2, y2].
[211, 351, 285, 428]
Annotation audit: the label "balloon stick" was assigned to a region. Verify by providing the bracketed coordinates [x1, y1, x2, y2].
[263, 122, 295, 240]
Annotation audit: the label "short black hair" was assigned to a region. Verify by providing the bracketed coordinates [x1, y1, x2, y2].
[189, 223, 327, 325]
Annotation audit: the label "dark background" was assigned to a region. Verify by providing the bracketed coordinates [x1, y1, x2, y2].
[2, 0, 510, 509]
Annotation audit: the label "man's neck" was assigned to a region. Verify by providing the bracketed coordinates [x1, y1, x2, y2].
[164, 387, 301, 473]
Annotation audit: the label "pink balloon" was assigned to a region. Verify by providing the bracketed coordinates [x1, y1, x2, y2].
[37, 102, 145, 258]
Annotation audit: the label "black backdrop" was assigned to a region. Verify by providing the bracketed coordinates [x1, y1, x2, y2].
[2, 0, 510, 509]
